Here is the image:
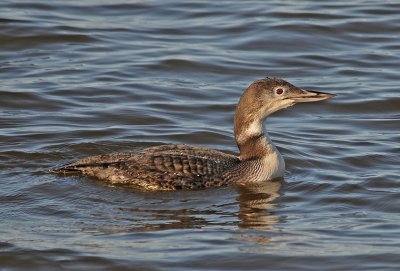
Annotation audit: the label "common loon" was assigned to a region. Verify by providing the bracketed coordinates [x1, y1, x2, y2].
[50, 77, 334, 190]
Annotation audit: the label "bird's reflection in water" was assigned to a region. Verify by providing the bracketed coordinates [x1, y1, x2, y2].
[88, 180, 282, 237]
[232, 179, 282, 250]
[236, 179, 282, 231]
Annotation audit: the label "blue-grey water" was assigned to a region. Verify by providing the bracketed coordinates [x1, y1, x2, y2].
[1, 0, 399, 270]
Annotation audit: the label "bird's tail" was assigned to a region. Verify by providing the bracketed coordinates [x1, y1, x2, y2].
[49, 161, 123, 174]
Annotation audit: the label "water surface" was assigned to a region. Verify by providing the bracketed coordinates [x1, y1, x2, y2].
[1, 0, 399, 270]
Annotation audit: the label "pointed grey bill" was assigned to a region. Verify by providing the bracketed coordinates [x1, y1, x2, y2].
[290, 89, 335, 103]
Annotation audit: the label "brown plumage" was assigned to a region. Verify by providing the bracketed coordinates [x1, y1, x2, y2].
[50, 77, 334, 190]
[52, 145, 239, 190]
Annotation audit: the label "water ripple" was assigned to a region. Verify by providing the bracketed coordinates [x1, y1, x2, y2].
[1, 0, 399, 270]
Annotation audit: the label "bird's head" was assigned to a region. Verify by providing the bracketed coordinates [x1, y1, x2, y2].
[237, 77, 335, 119]
[234, 77, 335, 145]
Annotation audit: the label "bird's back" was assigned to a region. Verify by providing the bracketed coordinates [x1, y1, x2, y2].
[51, 144, 240, 190]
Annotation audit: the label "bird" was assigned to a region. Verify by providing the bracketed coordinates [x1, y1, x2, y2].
[50, 77, 334, 190]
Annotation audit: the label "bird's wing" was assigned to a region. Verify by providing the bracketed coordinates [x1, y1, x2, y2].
[50, 144, 239, 190]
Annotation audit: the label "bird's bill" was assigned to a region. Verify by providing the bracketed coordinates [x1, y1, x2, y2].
[290, 89, 335, 103]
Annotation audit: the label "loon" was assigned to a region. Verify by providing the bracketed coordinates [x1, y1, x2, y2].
[50, 77, 334, 190]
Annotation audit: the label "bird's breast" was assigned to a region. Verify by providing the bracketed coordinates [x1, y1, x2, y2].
[257, 147, 285, 182]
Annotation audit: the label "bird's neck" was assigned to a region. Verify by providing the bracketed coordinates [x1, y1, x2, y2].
[234, 112, 275, 161]
[233, 112, 285, 182]
[231, 93, 285, 182]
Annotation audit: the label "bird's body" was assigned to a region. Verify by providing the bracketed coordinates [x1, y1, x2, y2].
[58, 144, 239, 190]
[50, 77, 334, 190]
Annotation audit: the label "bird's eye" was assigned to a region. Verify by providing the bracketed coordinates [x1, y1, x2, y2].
[275, 88, 284, 95]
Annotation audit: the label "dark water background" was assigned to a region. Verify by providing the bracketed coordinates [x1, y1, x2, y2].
[1, 0, 400, 270]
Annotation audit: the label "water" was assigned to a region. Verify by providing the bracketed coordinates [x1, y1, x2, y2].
[1, 0, 399, 270]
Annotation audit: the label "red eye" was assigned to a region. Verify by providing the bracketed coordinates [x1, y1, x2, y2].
[276, 88, 284, 95]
